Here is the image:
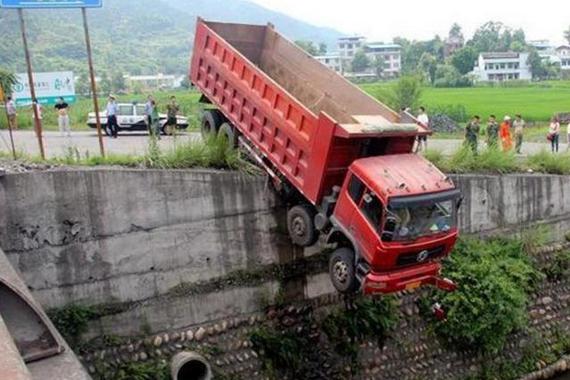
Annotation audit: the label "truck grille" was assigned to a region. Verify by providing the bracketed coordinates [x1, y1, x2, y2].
[396, 246, 445, 267]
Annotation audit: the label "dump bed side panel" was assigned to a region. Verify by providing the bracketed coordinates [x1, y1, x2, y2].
[190, 20, 327, 203]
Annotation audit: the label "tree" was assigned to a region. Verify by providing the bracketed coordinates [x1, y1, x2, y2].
[418, 52, 438, 84]
[0, 68, 18, 98]
[75, 71, 91, 96]
[469, 21, 505, 52]
[449, 23, 464, 41]
[565, 26, 570, 44]
[389, 75, 423, 110]
[294, 40, 318, 56]
[371, 55, 385, 78]
[434, 64, 472, 87]
[351, 49, 370, 73]
[527, 50, 547, 80]
[111, 71, 126, 94]
[318, 43, 327, 55]
[99, 72, 111, 96]
[450, 46, 478, 75]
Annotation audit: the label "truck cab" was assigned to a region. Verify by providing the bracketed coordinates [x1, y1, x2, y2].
[326, 154, 460, 294]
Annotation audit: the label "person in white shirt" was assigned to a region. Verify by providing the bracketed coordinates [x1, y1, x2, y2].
[6, 96, 17, 130]
[415, 106, 429, 152]
[106, 95, 119, 138]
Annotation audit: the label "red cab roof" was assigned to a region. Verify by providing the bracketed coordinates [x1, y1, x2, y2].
[351, 154, 455, 199]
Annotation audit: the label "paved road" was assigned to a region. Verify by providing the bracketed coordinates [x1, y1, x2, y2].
[427, 138, 568, 156]
[0, 130, 201, 159]
[0, 130, 567, 159]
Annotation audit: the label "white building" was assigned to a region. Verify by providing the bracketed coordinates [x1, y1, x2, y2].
[124, 73, 185, 90]
[556, 46, 570, 71]
[363, 43, 401, 77]
[471, 52, 532, 82]
[315, 54, 343, 73]
[337, 36, 366, 59]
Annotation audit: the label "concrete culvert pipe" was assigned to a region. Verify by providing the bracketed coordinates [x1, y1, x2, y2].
[171, 352, 212, 380]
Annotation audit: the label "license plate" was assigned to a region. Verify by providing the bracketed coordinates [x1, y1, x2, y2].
[406, 281, 421, 290]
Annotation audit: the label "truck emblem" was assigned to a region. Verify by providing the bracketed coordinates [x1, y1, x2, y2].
[417, 250, 429, 262]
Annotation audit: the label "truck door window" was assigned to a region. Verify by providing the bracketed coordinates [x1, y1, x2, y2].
[118, 105, 134, 116]
[348, 175, 365, 203]
[361, 191, 383, 231]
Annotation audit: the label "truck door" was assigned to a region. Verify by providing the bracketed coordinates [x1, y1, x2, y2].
[349, 183, 383, 264]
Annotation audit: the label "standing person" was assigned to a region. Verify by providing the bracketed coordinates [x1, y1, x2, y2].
[464, 115, 480, 154]
[415, 106, 429, 153]
[150, 100, 161, 139]
[499, 116, 513, 152]
[6, 96, 17, 130]
[106, 95, 119, 138]
[549, 117, 560, 153]
[486, 114, 499, 149]
[165, 96, 180, 135]
[54, 97, 71, 137]
[513, 114, 525, 154]
[144, 95, 154, 132]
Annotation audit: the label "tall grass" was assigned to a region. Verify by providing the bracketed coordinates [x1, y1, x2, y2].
[1, 135, 253, 172]
[424, 147, 570, 175]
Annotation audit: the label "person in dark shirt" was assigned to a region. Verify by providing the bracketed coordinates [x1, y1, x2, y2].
[54, 97, 70, 137]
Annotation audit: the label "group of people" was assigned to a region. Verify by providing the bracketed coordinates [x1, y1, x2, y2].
[464, 113, 570, 154]
[5, 96, 71, 137]
[104, 94, 180, 139]
[465, 114, 526, 153]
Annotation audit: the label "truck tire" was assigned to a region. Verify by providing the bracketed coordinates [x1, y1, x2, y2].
[329, 247, 358, 293]
[201, 110, 222, 138]
[287, 204, 318, 247]
[218, 122, 237, 148]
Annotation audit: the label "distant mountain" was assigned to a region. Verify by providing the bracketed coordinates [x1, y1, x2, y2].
[0, 0, 343, 76]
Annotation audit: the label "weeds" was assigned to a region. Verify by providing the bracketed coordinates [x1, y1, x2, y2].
[425, 147, 570, 175]
[425, 237, 543, 354]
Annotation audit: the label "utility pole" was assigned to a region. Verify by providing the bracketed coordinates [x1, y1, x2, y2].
[18, 8, 45, 160]
[82, 7, 105, 157]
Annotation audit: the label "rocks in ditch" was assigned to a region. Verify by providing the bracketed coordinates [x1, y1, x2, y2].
[195, 327, 207, 341]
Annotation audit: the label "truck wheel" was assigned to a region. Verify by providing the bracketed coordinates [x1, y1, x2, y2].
[329, 247, 358, 293]
[201, 110, 222, 139]
[218, 122, 237, 148]
[287, 204, 317, 247]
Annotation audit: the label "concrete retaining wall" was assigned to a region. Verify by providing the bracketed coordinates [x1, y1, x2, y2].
[1, 170, 569, 311]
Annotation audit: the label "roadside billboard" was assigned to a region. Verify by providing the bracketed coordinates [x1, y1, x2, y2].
[0, 0, 102, 8]
[13, 71, 76, 106]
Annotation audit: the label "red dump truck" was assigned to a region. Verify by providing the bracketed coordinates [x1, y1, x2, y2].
[190, 19, 460, 295]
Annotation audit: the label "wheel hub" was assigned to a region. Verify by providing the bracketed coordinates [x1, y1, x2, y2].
[333, 261, 349, 284]
[292, 216, 306, 236]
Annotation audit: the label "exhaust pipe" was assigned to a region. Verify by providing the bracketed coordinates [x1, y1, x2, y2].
[171, 351, 212, 380]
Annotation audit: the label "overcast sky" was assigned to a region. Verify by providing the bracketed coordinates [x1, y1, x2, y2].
[249, 0, 568, 45]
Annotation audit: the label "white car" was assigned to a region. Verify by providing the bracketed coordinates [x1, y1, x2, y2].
[87, 103, 189, 135]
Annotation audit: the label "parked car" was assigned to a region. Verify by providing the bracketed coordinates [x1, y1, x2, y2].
[87, 102, 189, 135]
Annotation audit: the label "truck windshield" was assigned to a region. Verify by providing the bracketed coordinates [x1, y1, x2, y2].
[382, 191, 460, 242]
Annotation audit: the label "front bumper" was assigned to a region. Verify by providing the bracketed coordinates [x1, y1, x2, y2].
[362, 262, 456, 295]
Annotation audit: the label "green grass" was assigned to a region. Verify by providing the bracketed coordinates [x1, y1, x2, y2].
[1, 135, 252, 172]
[361, 81, 570, 122]
[0, 89, 202, 131]
[424, 146, 570, 175]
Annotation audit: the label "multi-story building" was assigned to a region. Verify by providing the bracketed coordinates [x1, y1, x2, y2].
[363, 43, 402, 77]
[444, 34, 464, 58]
[124, 73, 185, 90]
[337, 36, 366, 59]
[314, 54, 343, 74]
[471, 52, 532, 82]
[556, 45, 570, 71]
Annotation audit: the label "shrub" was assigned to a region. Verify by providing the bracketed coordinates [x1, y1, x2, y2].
[527, 150, 570, 175]
[429, 104, 468, 122]
[48, 304, 97, 345]
[321, 296, 398, 361]
[429, 237, 543, 353]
